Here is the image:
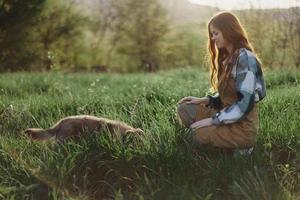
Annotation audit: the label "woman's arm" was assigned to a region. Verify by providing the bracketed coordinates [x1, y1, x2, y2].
[190, 118, 213, 130]
[178, 96, 209, 105]
[211, 50, 258, 125]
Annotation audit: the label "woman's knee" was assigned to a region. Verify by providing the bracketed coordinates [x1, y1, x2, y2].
[177, 103, 187, 117]
[177, 103, 195, 127]
[192, 129, 210, 145]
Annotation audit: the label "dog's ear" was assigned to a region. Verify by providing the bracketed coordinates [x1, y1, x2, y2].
[125, 128, 144, 135]
[135, 128, 144, 135]
[124, 129, 133, 135]
[123, 128, 144, 144]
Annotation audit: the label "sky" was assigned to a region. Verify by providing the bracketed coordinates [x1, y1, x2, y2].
[189, 0, 300, 10]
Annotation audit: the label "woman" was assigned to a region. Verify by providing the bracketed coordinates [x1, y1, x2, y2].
[177, 12, 266, 153]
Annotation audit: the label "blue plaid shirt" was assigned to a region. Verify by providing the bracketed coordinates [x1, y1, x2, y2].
[208, 48, 266, 125]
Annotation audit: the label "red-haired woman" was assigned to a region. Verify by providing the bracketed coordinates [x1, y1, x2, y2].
[177, 12, 266, 155]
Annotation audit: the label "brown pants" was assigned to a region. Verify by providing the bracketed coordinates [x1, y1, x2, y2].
[177, 103, 258, 149]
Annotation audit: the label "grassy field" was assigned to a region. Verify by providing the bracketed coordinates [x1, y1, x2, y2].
[0, 68, 299, 200]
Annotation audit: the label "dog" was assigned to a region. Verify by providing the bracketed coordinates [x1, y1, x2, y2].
[25, 115, 143, 141]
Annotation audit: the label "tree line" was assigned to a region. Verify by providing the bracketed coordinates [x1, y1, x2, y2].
[0, 0, 299, 72]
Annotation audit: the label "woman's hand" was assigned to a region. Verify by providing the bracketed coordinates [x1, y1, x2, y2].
[178, 96, 209, 105]
[190, 118, 213, 130]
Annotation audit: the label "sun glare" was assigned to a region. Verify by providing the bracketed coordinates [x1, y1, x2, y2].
[188, 0, 300, 10]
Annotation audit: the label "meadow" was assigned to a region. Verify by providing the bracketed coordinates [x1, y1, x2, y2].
[0, 68, 299, 200]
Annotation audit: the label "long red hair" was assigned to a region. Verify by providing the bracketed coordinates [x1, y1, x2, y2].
[207, 12, 256, 91]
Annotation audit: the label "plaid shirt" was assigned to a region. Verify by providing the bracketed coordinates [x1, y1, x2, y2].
[208, 48, 266, 125]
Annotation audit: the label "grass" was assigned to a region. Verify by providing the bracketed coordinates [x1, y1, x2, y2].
[0, 68, 299, 199]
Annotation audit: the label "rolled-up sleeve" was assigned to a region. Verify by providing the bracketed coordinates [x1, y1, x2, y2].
[212, 51, 257, 125]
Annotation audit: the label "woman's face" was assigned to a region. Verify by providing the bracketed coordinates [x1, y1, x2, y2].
[209, 24, 227, 49]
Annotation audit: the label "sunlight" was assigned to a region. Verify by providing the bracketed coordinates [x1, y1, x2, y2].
[188, 0, 300, 10]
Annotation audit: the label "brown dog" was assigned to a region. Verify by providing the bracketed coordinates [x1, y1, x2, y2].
[25, 115, 143, 141]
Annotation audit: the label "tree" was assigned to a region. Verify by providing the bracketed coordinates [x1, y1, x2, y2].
[0, 0, 45, 28]
[87, 0, 125, 68]
[290, 7, 300, 68]
[0, 0, 45, 71]
[113, 0, 169, 72]
[30, 0, 87, 70]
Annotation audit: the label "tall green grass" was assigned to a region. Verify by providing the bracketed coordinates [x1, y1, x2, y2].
[0, 68, 299, 199]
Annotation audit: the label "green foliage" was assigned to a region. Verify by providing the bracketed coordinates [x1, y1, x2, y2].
[0, 69, 300, 199]
[29, 0, 88, 70]
[161, 25, 208, 70]
[236, 8, 300, 68]
[0, 0, 46, 72]
[0, 0, 87, 72]
[114, 0, 169, 72]
[1, 1, 299, 72]
[0, 0, 45, 28]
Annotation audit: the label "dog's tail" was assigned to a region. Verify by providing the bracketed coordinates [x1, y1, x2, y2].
[24, 128, 54, 141]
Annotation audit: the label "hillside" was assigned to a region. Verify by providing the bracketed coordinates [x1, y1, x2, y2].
[162, 0, 299, 25]
[161, 0, 218, 24]
[77, 0, 218, 24]
[77, 0, 298, 25]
